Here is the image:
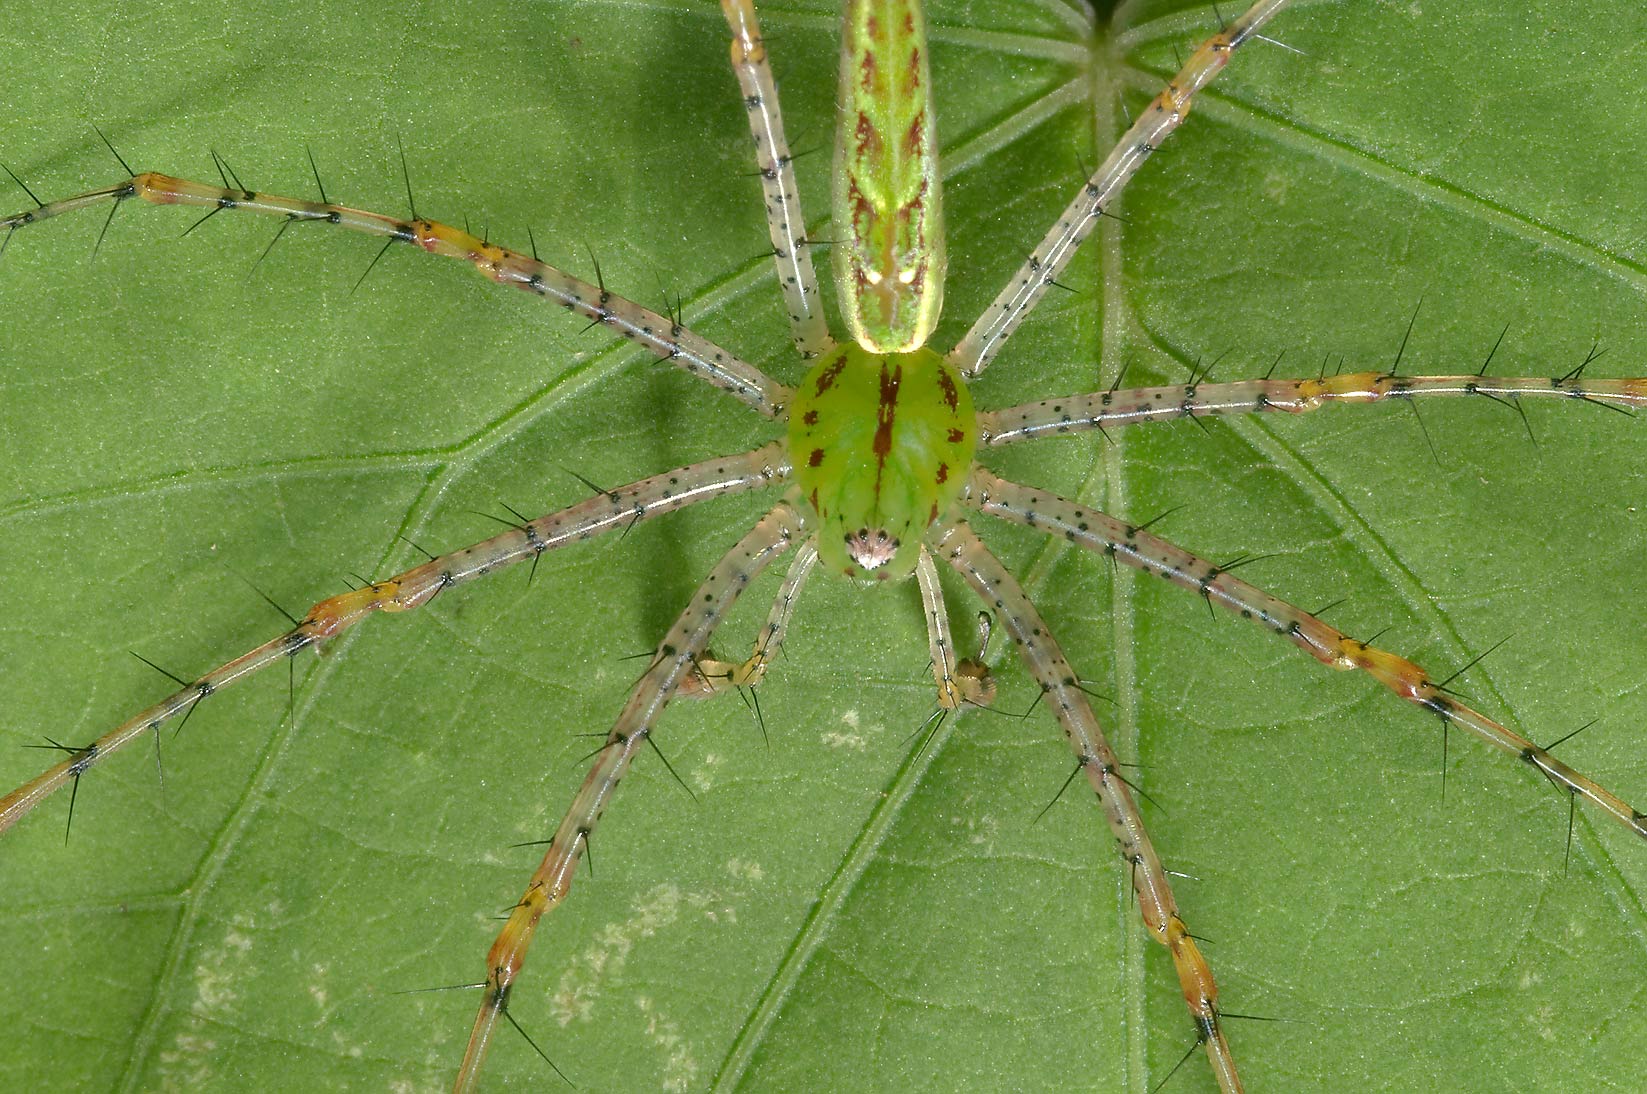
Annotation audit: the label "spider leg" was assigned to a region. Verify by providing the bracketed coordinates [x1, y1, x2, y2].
[679, 539, 820, 699]
[949, 0, 1293, 378]
[915, 545, 995, 710]
[981, 369, 1647, 445]
[964, 468, 1647, 842]
[0, 444, 788, 836]
[722, 0, 834, 359]
[681, 541, 999, 714]
[455, 499, 809, 1092]
[0, 173, 792, 416]
[929, 517, 1242, 1094]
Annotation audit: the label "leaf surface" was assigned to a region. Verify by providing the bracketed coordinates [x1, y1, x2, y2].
[1, 1, 1644, 1091]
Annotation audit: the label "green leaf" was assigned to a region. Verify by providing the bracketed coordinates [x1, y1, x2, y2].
[2, 1, 1644, 1091]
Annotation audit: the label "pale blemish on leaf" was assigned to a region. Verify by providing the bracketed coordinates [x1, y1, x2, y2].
[550, 884, 684, 1025]
[692, 751, 723, 792]
[636, 994, 701, 1092]
[726, 857, 765, 883]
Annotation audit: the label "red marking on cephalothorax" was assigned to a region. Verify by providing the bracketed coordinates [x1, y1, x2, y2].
[936, 368, 961, 414]
[813, 357, 846, 396]
[872, 360, 902, 462]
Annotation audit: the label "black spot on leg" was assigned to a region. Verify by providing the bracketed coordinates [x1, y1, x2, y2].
[487, 980, 512, 1011]
[68, 744, 100, 776]
[1420, 695, 1454, 720]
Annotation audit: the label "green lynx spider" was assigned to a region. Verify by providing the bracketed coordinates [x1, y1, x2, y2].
[3, 0, 1646, 1090]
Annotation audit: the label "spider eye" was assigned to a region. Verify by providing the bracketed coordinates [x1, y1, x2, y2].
[843, 527, 899, 572]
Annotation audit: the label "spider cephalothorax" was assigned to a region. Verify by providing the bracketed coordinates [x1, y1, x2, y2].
[788, 343, 976, 579]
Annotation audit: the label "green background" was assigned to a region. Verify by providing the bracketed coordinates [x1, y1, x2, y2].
[2, 0, 1644, 1090]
